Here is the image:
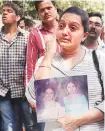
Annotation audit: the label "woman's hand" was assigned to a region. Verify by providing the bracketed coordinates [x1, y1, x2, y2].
[57, 108, 104, 131]
[57, 114, 80, 131]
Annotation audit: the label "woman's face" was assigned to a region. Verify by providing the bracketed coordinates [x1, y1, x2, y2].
[67, 82, 77, 94]
[56, 13, 88, 51]
[44, 88, 54, 101]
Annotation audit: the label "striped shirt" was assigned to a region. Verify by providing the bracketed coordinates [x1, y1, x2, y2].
[0, 28, 28, 98]
[26, 48, 105, 131]
[25, 24, 60, 85]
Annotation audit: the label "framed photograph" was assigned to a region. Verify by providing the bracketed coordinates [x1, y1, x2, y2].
[35, 75, 88, 131]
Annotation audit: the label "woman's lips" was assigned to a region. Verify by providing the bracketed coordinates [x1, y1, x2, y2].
[60, 38, 71, 43]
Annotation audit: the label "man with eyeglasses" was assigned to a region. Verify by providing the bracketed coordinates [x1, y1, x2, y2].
[84, 12, 105, 52]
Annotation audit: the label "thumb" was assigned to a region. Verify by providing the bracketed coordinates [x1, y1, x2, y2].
[57, 117, 65, 124]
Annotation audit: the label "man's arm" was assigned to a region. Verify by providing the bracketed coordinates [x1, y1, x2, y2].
[25, 31, 37, 86]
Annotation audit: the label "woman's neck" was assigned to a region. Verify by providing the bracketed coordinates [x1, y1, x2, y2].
[60, 46, 84, 59]
[60, 46, 86, 69]
[68, 93, 79, 99]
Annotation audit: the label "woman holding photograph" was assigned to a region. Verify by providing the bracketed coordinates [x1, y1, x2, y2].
[37, 87, 65, 122]
[26, 6, 104, 131]
[63, 81, 88, 115]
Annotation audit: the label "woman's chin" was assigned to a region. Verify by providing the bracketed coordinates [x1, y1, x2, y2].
[59, 42, 72, 49]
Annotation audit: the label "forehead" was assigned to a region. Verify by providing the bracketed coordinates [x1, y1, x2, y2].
[3, 6, 15, 13]
[60, 13, 82, 25]
[89, 16, 102, 24]
[38, 1, 54, 10]
[68, 82, 74, 86]
[3, 6, 14, 10]
[19, 20, 25, 25]
[45, 88, 53, 92]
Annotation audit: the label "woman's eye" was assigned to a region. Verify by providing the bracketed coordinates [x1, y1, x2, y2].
[70, 26, 77, 31]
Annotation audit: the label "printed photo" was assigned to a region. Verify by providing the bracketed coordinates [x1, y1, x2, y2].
[35, 75, 89, 124]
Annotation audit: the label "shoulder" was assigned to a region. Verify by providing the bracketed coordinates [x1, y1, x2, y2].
[85, 48, 105, 60]
[95, 49, 105, 58]
[30, 26, 41, 36]
[18, 30, 29, 41]
[94, 50, 105, 65]
[28, 27, 42, 41]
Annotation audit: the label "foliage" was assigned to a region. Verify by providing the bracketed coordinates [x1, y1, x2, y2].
[0, 0, 104, 19]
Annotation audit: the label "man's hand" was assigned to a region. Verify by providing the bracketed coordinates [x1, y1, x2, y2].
[29, 103, 36, 110]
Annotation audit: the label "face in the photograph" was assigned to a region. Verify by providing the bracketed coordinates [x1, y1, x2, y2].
[44, 88, 55, 101]
[67, 82, 78, 94]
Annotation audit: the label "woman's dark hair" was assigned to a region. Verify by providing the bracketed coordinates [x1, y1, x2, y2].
[44, 86, 56, 96]
[60, 6, 89, 33]
[35, 0, 56, 12]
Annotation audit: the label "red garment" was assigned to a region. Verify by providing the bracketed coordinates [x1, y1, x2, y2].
[24, 25, 60, 86]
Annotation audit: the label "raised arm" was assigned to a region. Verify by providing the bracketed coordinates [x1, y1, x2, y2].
[35, 35, 57, 80]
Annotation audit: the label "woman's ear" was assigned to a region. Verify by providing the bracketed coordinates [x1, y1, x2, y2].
[82, 32, 89, 42]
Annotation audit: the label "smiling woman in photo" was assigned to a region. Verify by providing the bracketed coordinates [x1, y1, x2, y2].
[37, 86, 65, 122]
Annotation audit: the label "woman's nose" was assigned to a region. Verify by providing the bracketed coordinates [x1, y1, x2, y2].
[62, 26, 70, 35]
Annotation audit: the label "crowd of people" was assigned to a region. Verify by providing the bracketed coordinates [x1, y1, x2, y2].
[0, 0, 104, 131]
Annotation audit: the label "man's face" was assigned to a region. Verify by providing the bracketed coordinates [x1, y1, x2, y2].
[18, 20, 25, 29]
[37, 1, 57, 23]
[89, 16, 103, 39]
[2, 6, 19, 25]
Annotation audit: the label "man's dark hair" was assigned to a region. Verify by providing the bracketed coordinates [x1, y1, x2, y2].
[3, 1, 23, 18]
[88, 12, 103, 24]
[24, 18, 36, 27]
[60, 6, 89, 33]
[35, 0, 56, 12]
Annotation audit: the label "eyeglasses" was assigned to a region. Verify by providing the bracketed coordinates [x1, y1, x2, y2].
[89, 21, 102, 28]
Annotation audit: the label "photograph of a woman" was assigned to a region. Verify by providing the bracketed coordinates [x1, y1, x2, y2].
[63, 80, 88, 115]
[36, 86, 65, 122]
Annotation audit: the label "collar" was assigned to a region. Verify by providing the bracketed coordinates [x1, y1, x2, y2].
[0, 26, 25, 37]
[38, 23, 57, 34]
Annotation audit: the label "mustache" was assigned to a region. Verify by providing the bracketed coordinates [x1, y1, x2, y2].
[89, 29, 96, 34]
